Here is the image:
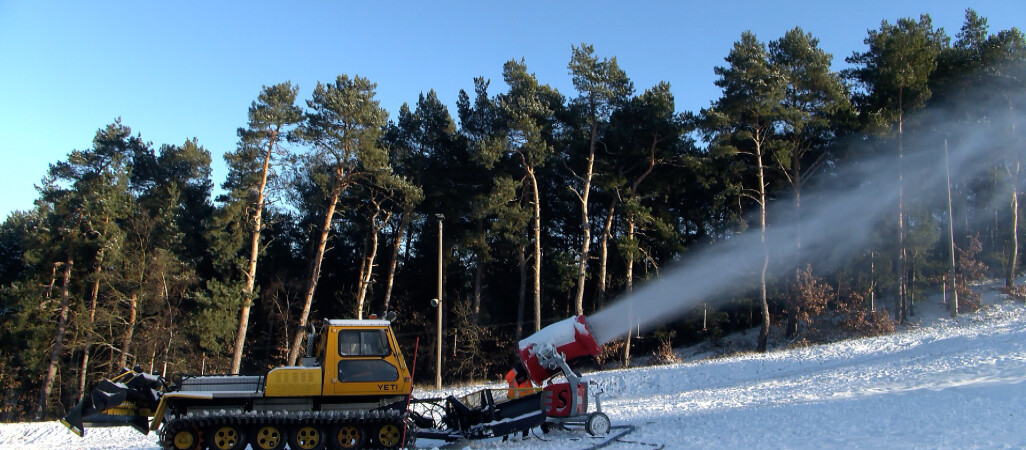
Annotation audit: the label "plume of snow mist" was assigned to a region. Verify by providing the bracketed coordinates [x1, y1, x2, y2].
[588, 89, 1025, 345]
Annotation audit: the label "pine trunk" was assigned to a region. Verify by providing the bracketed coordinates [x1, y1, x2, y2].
[756, 138, 771, 353]
[77, 346, 90, 403]
[573, 121, 598, 316]
[515, 245, 527, 341]
[36, 256, 73, 420]
[78, 246, 104, 402]
[870, 251, 876, 312]
[1008, 115, 1020, 288]
[402, 217, 415, 267]
[623, 217, 636, 368]
[1009, 189, 1018, 288]
[793, 144, 803, 253]
[787, 148, 804, 340]
[896, 100, 907, 324]
[287, 186, 341, 365]
[621, 136, 659, 365]
[529, 168, 542, 333]
[118, 293, 138, 368]
[382, 206, 412, 313]
[596, 199, 617, 310]
[785, 308, 799, 339]
[757, 225, 770, 352]
[356, 232, 380, 319]
[231, 138, 276, 374]
[356, 206, 385, 319]
[472, 253, 484, 323]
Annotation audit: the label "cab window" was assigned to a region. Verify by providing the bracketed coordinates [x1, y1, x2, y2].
[338, 329, 391, 357]
[338, 359, 399, 382]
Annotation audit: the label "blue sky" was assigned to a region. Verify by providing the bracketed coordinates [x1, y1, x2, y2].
[1, 1, 1023, 219]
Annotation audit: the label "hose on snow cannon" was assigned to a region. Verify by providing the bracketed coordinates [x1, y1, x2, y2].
[517, 315, 602, 385]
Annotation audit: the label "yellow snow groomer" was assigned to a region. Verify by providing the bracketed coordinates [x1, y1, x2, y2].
[62, 318, 413, 450]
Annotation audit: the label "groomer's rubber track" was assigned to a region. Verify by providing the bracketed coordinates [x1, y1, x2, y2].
[159, 409, 413, 449]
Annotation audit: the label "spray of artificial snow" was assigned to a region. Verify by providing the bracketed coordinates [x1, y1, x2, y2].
[588, 91, 1025, 345]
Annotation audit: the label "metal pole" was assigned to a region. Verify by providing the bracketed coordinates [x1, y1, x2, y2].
[435, 213, 444, 389]
[702, 303, 707, 332]
[945, 138, 959, 317]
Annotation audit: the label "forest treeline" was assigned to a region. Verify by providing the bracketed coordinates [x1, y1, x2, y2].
[2, 10, 1024, 421]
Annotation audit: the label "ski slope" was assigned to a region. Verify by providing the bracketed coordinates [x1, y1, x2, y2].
[2, 284, 1025, 449]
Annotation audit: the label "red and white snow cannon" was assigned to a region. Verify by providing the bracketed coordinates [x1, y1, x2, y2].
[518, 315, 610, 435]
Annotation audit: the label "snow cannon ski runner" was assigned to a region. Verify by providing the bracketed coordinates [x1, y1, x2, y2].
[518, 315, 611, 436]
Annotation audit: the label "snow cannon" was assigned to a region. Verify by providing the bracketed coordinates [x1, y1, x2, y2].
[518, 315, 602, 385]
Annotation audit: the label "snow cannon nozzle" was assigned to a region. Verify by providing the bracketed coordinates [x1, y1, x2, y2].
[517, 315, 602, 384]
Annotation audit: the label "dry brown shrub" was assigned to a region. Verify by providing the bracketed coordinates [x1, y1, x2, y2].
[784, 265, 834, 338]
[446, 300, 513, 382]
[1000, 284, 1026, 302]
[836, 290, 895, 336]
[786, 338, 812, 349]
[958, 235, 988, 281]
[953, 235, 987, 314]
[864, 310, 896, 336]
[954, 283, 982, 314]
[649, 331, 682, 365]
[597, 339, 626, 367]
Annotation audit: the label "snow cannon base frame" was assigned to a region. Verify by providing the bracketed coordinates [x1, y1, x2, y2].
[518, 315, 610, 437]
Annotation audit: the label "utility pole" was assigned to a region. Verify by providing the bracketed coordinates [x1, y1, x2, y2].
[944, 138, 959, 317]
[435, 213, 444, 389]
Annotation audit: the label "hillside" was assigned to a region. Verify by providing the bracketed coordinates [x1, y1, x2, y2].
[2, 283, 1025, 449]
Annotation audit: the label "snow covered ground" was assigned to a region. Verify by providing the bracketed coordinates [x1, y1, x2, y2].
[2, 282, 1025, 449]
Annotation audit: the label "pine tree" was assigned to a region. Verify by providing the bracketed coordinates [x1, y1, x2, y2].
[457, 78, 504, 323]
[602, 82, 684, 365]
[32, 120, 138, 417]
[380, 92, 449, 315]
[933, 10, 1026, 289]
[846, 15, 948, 323]
[767, 27, 852, 336]
[285, 75, 388, 364]
[704, 31, 785, 352]
[224, 83, 303, 374]
[480, 60, 561, 335]
[566, 43, 632, 316]
[769, 27, 852, 248]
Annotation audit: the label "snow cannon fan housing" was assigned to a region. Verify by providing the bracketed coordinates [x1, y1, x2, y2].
[518, 315, 602, 384]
